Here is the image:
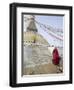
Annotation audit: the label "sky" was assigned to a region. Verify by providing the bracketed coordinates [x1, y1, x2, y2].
[35, 15, 63, 47]
[35, 15, 64, 30]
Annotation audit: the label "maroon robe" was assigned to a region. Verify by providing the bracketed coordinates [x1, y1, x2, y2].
[52, 48, 60, 65]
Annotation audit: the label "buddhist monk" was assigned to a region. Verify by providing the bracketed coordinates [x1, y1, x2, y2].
[52, 47, 60, 65]
[52, 48, 63, 73]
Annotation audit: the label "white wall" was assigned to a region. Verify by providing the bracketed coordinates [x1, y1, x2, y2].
[0, 0, 74, 89]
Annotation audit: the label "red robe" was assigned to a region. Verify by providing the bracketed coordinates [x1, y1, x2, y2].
[52, 48, 60, 65]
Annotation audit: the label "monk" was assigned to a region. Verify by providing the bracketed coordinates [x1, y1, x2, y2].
[52, 48, 60, 65]
[52, 48, 63, 73]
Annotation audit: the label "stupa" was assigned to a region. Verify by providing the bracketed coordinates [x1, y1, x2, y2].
[23, 15, 49, 45]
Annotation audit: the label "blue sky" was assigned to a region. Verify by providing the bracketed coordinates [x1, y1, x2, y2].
[34, 15, 63, 47]
[35, 15, 64, 30]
